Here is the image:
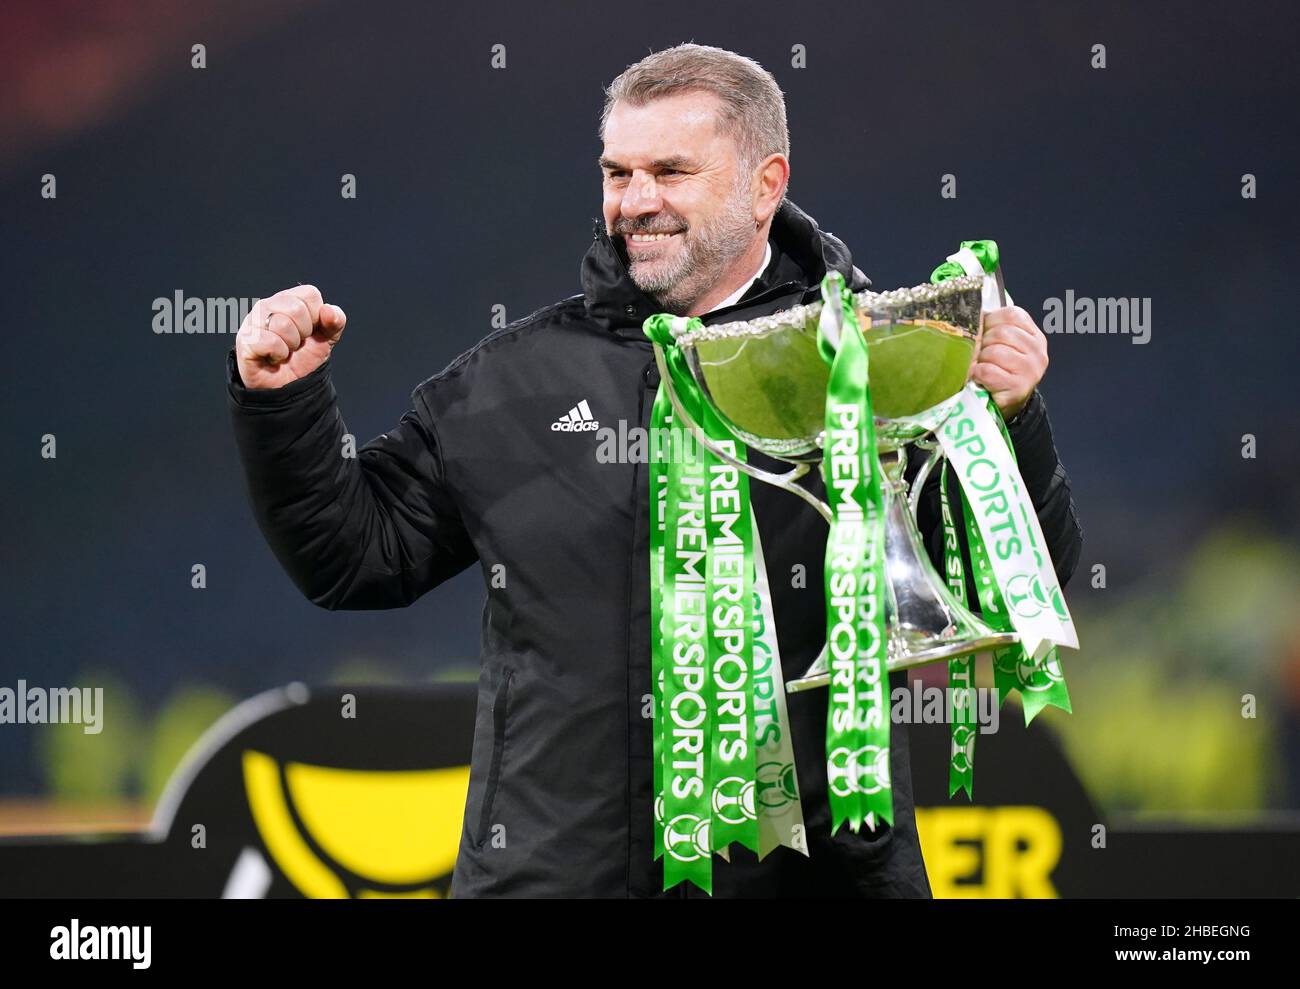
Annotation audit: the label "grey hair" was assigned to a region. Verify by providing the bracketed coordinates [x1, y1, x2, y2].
[600, 43, 790, 204]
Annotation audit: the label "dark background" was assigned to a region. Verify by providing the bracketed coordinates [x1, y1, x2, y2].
[2, 0, 1298, 823]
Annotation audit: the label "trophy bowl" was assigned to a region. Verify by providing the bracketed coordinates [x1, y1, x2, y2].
[679, 275, 986, 455]
[655, 274, 1018, 692]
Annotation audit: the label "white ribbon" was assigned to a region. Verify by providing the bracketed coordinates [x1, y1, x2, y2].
[946, 246, 1014, 311]
[937, 385, 1078, 659]
[750, 506, 808, 858]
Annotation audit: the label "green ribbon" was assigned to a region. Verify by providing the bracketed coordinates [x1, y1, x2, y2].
[931, 241, 1073, 797]
[816, 272, 893, 833]
[648, 382, 671, 864]
[938, 465, 979, 799]
[644, 314, 762, 893]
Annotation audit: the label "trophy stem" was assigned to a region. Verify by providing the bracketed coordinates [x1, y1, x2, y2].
[785, 447, 1017, 693]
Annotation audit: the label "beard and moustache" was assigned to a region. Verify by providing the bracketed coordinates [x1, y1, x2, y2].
[618, 176, 758, 315]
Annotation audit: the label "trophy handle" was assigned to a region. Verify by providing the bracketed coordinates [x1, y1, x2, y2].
[653, 344, 833, 525]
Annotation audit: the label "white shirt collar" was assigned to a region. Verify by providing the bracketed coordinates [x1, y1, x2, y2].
[705, 240, 773, 314]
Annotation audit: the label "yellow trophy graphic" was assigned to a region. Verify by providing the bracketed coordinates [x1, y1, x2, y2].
[242, 750, 469, 898]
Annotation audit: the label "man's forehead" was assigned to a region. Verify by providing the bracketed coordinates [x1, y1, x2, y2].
[601, 92, 727, 161]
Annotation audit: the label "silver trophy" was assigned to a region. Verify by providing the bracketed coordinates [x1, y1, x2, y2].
[651, 273, 1017, 692]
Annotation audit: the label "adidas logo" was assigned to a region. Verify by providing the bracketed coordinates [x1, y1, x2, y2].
[551, 399, 600, 432]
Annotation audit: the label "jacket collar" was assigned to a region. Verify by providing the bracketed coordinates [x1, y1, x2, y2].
[580, 198, 871, 340]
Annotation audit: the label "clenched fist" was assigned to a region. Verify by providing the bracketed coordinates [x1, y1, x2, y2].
[973, 305, 1049, 420]
[235, 285, 347, 390]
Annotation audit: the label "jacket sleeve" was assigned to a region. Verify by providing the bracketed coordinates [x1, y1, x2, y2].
[914, 388, 1083, 603]
[226, 351, 479, 609]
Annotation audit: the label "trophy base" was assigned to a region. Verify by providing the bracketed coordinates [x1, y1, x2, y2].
[784, 631, 1020, 694]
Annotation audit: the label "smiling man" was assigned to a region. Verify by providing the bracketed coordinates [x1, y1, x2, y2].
[227, 43, 1082, 897]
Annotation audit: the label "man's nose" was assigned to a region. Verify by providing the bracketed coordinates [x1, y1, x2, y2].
[620, 170, 663, 218]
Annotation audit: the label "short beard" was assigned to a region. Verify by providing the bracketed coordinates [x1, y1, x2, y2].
[626, 179, 758, 315]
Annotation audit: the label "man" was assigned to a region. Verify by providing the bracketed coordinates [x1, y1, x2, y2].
[227, 43, 1082, 897]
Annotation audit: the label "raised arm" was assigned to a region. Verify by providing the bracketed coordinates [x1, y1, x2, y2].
[227, 286, 478, 609]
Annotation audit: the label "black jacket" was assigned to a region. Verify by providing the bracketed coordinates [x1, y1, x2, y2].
[227, 199, 1083, 898]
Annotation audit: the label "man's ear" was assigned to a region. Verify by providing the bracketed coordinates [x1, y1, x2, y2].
[752, 153, 789, 223]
